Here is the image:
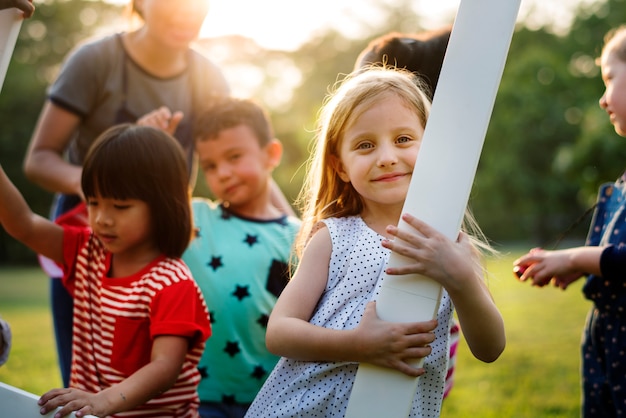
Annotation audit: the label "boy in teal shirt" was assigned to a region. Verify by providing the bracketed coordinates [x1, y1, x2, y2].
[182, 97, 300, 418]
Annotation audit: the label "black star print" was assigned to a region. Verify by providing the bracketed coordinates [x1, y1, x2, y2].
[224, 341, 241, 357]
[233, 285, 250, 301]
[251, 365, 267, 380]
[220, 207, 232, 220]
[198, 366, 209, 379]
[208, 256, 223, 271]
[244, 233, 259, 247]
[222, 394, 236, 405]
[257, 313, 269, 328]
[266, 259, 290, 297]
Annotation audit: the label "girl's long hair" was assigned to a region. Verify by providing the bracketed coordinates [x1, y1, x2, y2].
[294, 67, 431, 257]
[295, 67, 495, 259]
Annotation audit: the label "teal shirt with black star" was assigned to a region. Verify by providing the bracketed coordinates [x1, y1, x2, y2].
[182, 199, 300, 405]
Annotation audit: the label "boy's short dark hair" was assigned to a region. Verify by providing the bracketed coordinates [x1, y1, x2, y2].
[194, 97, 273, 146]
[82, 124, 192, 258]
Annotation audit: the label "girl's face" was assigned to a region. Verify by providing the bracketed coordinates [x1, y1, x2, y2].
[136, 0, 209, 50]
[334, 93, 424, 210]
[87, 195, 158, 260]
[600, 43, 626, 137]
[196, 124, 281, 217]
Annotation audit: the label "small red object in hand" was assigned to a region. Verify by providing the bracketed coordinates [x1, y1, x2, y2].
[513, 265, 527, 278]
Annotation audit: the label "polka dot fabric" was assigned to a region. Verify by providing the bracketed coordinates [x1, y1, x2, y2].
[580, 175, 626, 416]
[245, 216, 453, 417]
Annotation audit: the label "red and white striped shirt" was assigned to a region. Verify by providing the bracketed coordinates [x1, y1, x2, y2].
[62, 226, 212, 417]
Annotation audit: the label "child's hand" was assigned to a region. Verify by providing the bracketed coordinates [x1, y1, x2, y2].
[382, 213, 479, 292]
[137, 106, 184, 136]
[513, 248, 584, 288]
[39, 387, 109, 418]
[354, 301, 437, 377]
[0, 0, 34, 17]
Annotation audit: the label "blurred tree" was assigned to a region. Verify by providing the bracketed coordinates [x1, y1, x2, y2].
[469, 0, 626, 245]
[0, 0, 123, 264]
[472, 27, 584, 244]
[561, 0, 626, 201]
[3, 0, 625, 263]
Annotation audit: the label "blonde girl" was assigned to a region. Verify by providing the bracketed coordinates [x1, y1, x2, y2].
[246, 67, 505, 418]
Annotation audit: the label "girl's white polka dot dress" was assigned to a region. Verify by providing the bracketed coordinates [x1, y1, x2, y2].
[245, 216, 453, 418]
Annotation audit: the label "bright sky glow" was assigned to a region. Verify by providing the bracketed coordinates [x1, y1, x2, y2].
[200, 0, 597, 51]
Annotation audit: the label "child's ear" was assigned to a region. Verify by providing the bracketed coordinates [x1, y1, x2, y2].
[265, 138, 283, 170]
[329, 155, 350, 183]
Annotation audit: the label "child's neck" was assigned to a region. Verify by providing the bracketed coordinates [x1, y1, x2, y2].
[361, 206, 402, 238]
[223, 201, 283, 221]
[109, 247, 161, 278]
[123, 31, 188, 78]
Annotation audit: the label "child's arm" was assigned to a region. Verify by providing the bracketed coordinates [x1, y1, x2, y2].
[0, 164, 64, 263]
[266, 225, 437, 377]
[383, 213, 506, 363]
[38, 335, 189, 417]
[513, 246, 604, 289]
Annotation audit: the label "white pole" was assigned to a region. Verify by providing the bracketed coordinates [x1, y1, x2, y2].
[345, 0, 521, 416]
[0, 8, 23, 94]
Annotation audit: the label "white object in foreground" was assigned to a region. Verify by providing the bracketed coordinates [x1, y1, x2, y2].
[345, 0, 521, 417]
[0, 382, 95, 418]
[0, 8, 23, 94]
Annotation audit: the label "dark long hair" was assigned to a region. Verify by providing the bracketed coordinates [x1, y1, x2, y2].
[82, 124, 192, 258]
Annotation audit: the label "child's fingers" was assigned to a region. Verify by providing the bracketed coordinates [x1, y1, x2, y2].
[167, 111, 184, 133]
[403, 318, 437, 335]
[393, 363, 426, 377]
[400, 212, 434, 236]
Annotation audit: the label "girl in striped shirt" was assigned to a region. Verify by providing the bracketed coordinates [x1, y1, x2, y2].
[0, 124, 212, 417]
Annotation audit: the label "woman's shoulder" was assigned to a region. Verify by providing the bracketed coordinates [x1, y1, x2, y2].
[59, 32, 123, 71]
[67, 32, 122, 57]
[188, 48, 230, 95]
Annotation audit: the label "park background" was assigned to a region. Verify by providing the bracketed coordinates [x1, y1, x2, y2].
[1, 0, 625, 416]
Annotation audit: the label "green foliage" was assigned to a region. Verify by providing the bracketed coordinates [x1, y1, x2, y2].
[3, 0, 626, 263]
[0, 0, 123, 264]
[439, 249, 590, 417]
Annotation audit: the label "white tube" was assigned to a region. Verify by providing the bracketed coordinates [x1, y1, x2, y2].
[0, 8, 23, 95]
[345, 0, 521, 416]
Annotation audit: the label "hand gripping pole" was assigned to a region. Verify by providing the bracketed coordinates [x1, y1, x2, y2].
[345, 0, 521, 416]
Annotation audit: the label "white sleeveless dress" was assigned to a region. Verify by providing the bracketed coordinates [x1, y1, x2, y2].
[245, 216, 453, 418]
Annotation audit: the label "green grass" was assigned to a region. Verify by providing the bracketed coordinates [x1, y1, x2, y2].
[0, 251, 590, 416]
[441, 250, 588, 417]
[0, 266, 61, 394]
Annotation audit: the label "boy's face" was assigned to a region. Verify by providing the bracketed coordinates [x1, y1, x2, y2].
[196, 124, 279, 214]
[600, 41, 626, 137]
